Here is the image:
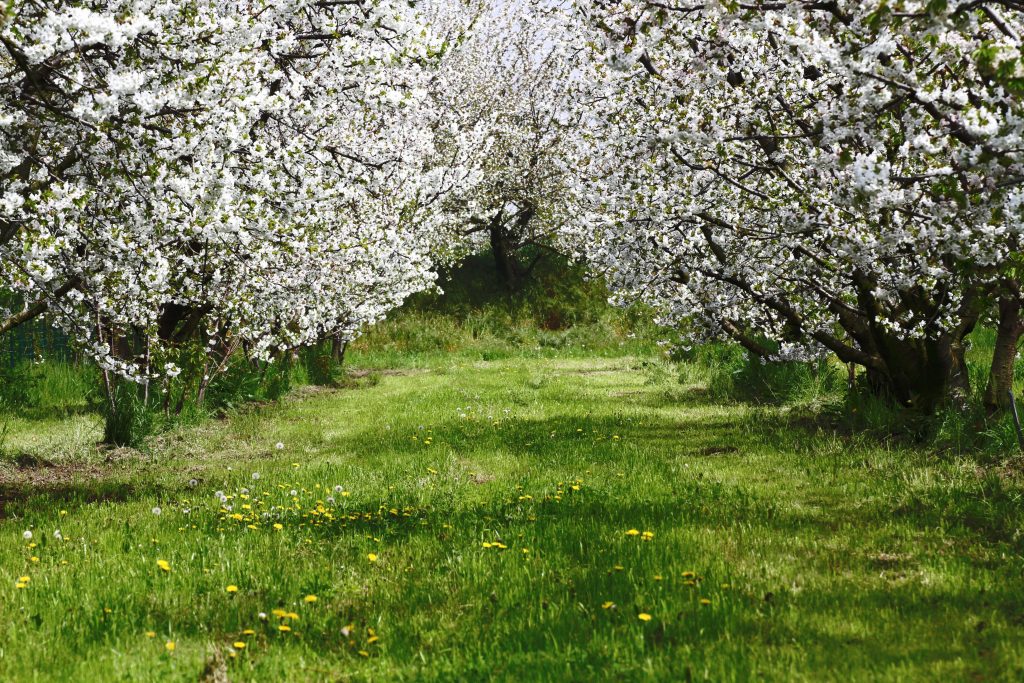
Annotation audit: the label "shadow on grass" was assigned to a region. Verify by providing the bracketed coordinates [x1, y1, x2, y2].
[0, 479, 161, 519]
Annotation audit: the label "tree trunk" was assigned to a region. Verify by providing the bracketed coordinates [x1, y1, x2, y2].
[489, 217, 522, 290]
[331, 335, 347, 365]
[984, 296, 1023, 414]
[863, 330, 974, 414]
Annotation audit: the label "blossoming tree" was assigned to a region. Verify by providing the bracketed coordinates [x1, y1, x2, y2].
[0, 0, 473, 407]
[572, 0, 1024, 411]
[431, 0, 590, 289]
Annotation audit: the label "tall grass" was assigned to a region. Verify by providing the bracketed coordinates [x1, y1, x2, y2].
[674, 329, 1023, 458]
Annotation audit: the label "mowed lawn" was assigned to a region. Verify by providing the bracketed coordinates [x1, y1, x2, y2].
[1, 354, 1022, 681]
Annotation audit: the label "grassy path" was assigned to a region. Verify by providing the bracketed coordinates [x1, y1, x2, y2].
[1, 355, 1022, 681]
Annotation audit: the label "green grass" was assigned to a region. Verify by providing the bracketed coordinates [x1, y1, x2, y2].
[2, 353, 1022, 681]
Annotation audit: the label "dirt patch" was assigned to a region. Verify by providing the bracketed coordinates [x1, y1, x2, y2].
[289, 384, 338, 398]
[347, 368, 426, 378]
[698, 446, 739, 457]
[870, 552, 913, 566]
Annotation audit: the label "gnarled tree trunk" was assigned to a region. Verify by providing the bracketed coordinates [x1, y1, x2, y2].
[984, 294, 1023, 414]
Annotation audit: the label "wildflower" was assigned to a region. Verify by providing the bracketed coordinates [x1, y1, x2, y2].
[226, 585, 239, 593]
[275, 442, 284, 450]
[641, 531, 654, 541]
[60, 510, 67, 516]
[258, 612, 268, 621]
[53, 529, 62, 540]
[15, 581, 26, 589]
[252, 472, 260, 481]
[625, 529, 640, 536]
[145, 631, 156, 638]
[273, 523, 283, 530]
[152, 507, 162, 516]
[304, 595, 317, 603]
[242, 629, 256, 635]
[157, 559, 171, 572]
[165, 641, 176, 652]
[188, 479, 198, 488]
[30, 556, 39, 563]
[22, 530, 32, 540]
[233, 641, 246, 649]
[367, 553, 378, 562]
[700, 598, 711, 605]
[333, 485, 343, 493]
[358, 650, 369, 657]
[602, 601, 615, 609]
[278, 625, 291, 632]
[638, 613, 652, 622]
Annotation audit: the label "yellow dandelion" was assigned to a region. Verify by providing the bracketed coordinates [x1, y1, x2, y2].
[15, 582, 26, 589]
[273, 523, 283, 530]
[601, 601, 615, 609]
[638, 613, 652, 622]
[18, 576, 30, 583]
[625, 529, 640, 536]
[30, 556, 39, 563]
[358, 650, 369, 657]
[700, 598, 712, 605]
[145, 631, 156, 638]
[304, 594, 317, 603]
[278, 624, 291, 632]
[226, 585, 239, 593]
[367, 553, 378, 562]
[242, 629, 256, 635]
[165, 641, 176, 652]
[156, 559, 171, 572]
[233, 641, 246, 649]
[272, 608, 288, 618]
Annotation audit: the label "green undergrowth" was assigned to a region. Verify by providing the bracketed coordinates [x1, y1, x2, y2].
[1, 355, 1021, 681]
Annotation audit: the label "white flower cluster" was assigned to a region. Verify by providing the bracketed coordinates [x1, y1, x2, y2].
[569, 1, 1024, 408]
[0, 0, 481, 382]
